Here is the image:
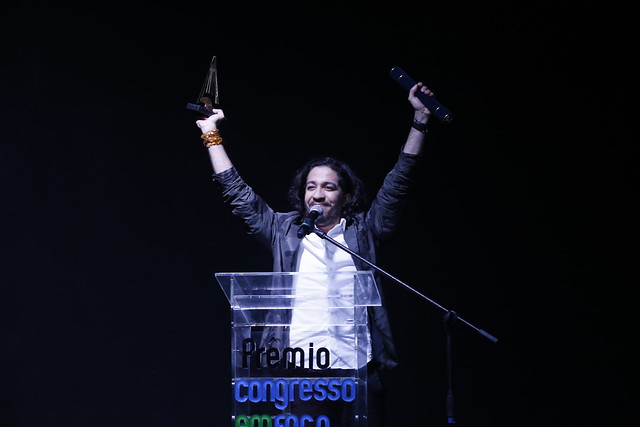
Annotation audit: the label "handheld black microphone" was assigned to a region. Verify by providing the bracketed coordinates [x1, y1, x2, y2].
[390, 66, 453, 123]
[297, 205, 323, 238]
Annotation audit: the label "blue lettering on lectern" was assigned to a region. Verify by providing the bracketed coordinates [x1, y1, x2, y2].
[235, 378, 356, 410]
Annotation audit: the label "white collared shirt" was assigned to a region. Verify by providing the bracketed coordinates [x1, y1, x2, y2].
[289, 219, 373, 369]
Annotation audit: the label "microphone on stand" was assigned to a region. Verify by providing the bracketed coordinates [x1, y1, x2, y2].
[297, 205, 323, 238]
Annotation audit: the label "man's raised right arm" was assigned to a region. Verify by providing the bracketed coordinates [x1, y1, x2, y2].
[196, 109, 233, 174]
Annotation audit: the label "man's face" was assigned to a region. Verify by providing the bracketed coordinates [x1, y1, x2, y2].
[304, 166, 350, 228]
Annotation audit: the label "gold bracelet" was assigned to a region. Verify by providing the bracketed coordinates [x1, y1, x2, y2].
[201, 130, 223, 147]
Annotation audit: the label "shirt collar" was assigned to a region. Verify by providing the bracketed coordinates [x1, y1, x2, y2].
[324, 217, 347, 238]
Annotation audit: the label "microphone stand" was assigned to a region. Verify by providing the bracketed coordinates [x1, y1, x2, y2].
[444, 310, 458, 424]
[311, 228, 498, 424]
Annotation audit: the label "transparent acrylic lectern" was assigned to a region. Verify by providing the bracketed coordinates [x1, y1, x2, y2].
[216, 271, 382, 427]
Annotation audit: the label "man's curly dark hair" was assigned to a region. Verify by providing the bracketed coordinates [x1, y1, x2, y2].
[288, 157, 367, 222]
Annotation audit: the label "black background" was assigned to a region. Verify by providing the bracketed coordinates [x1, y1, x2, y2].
[1, 1, 636, 426]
